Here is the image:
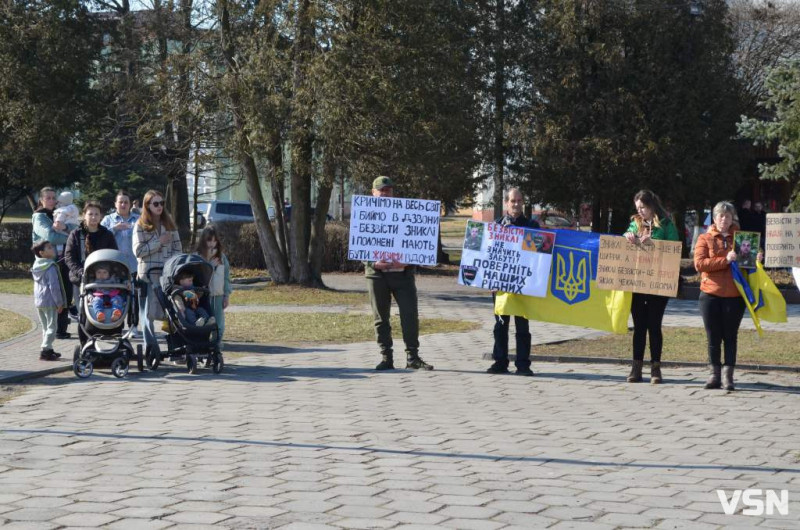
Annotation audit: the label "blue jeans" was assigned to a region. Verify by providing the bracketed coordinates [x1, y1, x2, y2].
[210, 295, 225, 345]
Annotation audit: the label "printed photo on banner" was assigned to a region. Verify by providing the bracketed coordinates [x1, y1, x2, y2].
[463, 221, 484, 251]
[347, 194, 441, 266]
[735, 231, 760, 270]
[458, 221, 555, 297]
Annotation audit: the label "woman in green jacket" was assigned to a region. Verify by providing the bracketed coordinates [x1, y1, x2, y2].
[623, 190, 680, 384]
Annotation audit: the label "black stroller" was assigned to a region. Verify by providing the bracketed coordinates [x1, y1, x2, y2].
[144, 253, 223, 374]
[72, 249, 143, 379]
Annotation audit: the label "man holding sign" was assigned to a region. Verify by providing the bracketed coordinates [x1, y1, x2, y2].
[487, 188, 540, 376]
[364, 176, 434, 371]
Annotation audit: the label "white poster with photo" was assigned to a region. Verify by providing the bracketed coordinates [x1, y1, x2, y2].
[348, 194, 441, 266]
[458, 221, 556, 297]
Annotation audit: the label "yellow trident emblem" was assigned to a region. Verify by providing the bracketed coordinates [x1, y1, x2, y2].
[555, 250, 587, 302]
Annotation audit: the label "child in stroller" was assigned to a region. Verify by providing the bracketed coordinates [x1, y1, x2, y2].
[72, 249, 142, 379]
[89, 265, 125, 323]
[172, 271, 216, 328]
[144, 253, 224, 374]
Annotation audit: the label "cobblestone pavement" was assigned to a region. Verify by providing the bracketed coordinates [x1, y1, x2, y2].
[1, 274, 799, 529]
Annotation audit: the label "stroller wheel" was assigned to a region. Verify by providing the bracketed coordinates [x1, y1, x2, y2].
[136, 344, 144, 372]
[211, 351, 224, 374]
[187, 355, 198, 375]
[111, 357, 129, 379]
[73, 345, 93, 379]
[145, 345, 160, 371]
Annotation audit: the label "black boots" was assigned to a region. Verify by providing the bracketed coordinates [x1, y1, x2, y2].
[375, 351, 434, 371]
[650, 362, 662, 385]
[627, 360, 643, 383]
[705, 364, 722, 389]
[375, 351, 394, 371]
[722, 365, 735, 391]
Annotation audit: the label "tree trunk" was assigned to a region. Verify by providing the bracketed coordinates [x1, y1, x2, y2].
[218, 0, 289, 283]
[288, 0, 315, 285]
[309, 170, 333, 285]
[268, 133, 289, 258]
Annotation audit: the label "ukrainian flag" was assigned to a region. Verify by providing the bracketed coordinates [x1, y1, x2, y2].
[731, 262, 787, 337]
[495, 230, 632, 334]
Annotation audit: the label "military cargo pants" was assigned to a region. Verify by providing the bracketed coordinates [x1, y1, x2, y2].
[367, 270, 420, 356]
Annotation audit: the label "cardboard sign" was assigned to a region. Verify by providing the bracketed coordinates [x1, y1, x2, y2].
[348, 194, 441, 266]
[764, 213, 800, 268]
[734, 231, 760, 270]
[596, 235, 682, 297]
[458, 221, 556, 297]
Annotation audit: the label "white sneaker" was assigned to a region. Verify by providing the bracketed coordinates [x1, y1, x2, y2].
[195, 317, 206, 326]
[207, 316, 216, 326]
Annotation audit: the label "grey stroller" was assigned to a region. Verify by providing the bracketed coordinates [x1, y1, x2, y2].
[72, 249, 143, 378]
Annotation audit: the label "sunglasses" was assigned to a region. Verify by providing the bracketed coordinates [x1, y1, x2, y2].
[150, 201, 164, 207]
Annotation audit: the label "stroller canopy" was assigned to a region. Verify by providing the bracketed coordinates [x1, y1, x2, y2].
[83, 249, 133, 282]
[160, 254, 214, 293]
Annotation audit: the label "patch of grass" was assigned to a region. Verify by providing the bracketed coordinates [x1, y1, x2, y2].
[0, 278, 33, 295]
[537, 326, 800, 366]
[439, 214, 470, 239]
[226, 312, 478, 344]
[230, 285, 368, 306]
[0, 309, 33, 343]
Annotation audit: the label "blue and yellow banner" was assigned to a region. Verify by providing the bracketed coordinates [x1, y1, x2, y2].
[495, 230, 632, 334]
[731, 262, 787, 337]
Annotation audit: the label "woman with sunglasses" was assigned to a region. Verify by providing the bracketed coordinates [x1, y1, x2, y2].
[133, 190, 182, 349]
[195, 226, 231, 345]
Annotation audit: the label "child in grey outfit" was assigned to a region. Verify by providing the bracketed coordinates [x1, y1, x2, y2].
[31, 240, 66, 361]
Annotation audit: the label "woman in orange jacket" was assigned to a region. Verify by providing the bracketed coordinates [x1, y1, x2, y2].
[693, 201, 758, 391]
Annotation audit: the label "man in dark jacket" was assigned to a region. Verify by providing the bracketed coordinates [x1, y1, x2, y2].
[487, 188, 540, 376]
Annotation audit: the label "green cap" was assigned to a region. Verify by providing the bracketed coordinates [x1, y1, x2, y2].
[372, 176, 394, 190]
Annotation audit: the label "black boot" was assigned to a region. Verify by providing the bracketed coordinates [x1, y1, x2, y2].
[486, 361, 509, 374]
[406, 353, 433, 370]
[375, 351, 394, 371]
[627, 360, 643, 383]
[705, 364, 722, 389]
[650, 362, 662, 385]
[722, 365, 735, 391]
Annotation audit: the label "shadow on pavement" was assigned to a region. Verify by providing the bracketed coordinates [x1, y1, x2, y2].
[5, 427, 800, 475]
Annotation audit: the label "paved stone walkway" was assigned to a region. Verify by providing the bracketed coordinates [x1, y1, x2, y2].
[1, 274, 799, 528]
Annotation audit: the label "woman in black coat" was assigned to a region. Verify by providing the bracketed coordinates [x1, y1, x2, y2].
[65, 201, 118, 285]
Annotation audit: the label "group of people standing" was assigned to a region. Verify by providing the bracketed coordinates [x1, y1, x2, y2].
[30, 188, 231, 361]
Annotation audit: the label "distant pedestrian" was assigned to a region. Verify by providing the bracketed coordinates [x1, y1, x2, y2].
[753, 201, 767, 249]
[31, 187, 73, 339]
[623, 190, 680, 384]
[31, 241, 66, 361]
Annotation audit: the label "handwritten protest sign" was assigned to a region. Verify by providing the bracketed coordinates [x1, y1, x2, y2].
[764, 213, 800, 268]
[458, 221, 556, 297]
[596, 235, 682, 297]
[348, 195, 441, 266]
